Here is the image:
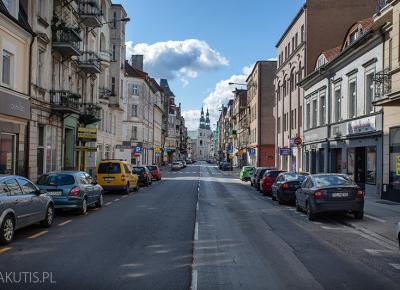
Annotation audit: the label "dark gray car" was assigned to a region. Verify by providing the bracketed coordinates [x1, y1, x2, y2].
[295, 174, 364, 221]
[0, 175, 54, 245]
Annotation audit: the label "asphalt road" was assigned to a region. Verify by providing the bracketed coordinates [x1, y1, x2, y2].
[0, 162, 399, 290]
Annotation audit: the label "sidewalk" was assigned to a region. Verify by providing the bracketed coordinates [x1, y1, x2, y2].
[219, 167, 240, 177]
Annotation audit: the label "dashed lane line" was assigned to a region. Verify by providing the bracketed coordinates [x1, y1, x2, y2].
[122, 195, 128, 198]
[364, 214, 386, 223]
[389, 263, 400, 270]
[58, 220, 72, 227]
[0, 247, 11, 254]
[28, 230, 48, 239]
[364, 249, 395, 256]
[114, 198, 120, 202]
[105, 201, 112, 206]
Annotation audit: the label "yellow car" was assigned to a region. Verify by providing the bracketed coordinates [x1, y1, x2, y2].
[96, 160, 139, 193]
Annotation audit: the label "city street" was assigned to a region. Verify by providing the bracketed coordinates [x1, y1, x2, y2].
[0, 162, 399, 289]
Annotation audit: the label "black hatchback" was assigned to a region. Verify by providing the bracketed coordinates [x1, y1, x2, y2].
[271, 172, 309, 204]
[132, 167, 152, 186]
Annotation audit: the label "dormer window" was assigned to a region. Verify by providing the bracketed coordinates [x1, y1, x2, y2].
[2, 0, 17, 18]
[316, 55, 326, 70]
[349, 30, 360, 44]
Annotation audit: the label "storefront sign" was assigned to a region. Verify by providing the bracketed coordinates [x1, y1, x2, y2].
[396, 156, 400, 176]
[134, 146, 142, 154]
[249, 148, 256, 155]
[0, 88, 30, 119]
[77, 127, 97, 142]
[279, 147, 292, 156]
[347, 116, 376, 135]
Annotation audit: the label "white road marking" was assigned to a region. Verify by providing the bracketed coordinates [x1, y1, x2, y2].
[28, 231, 48, 239]
[114, 198, 120, 202]
[364, 214, 386, 223]
[389, 263, 400, 270]
[0, 247, 11, 254]
[364, 249, 394, 256]
[122, 195, 128, 198]
[194, 222, 199, 241]
[321, 226, 345, 230]
[58, 220, 72, 226]
[105, 202, 112, 206]
[191, 269, 198, 290]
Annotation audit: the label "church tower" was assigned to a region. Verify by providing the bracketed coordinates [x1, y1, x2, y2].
[205, 108, 210, 130]
[199, 107, 206, 129]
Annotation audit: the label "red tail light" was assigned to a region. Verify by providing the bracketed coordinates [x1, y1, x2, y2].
[282, 183, 289, 189]
[356, 190, 364, 199]
[121, 175, 126, 182]
[69, 186, 80, 196]
[312, 189, 325, 200]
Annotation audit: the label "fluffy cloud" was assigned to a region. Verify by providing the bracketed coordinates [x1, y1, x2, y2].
[125, 39, 228, 82]
[182, 65, 253, 131]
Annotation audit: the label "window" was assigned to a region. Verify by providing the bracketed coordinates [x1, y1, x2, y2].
[2, 50, 12, 86]
[37, 0, 46, 19]
[4, 179, 22, 196]
[112, 45, 116, 61]
[319, 93, 326, 125]
[301, 25, 304, 43]
[349, 30, 360, 44]
[17, 178, 38, 195]
[285, 46, 288, 59]
[46, 126, 58, 173]
[131, 126, 137, 140]
[365, 72, 374, 113]
[283, 113, 287, 131]
[37, 50, 45, 88]
[111, 77, 115, 95]
[349, 79, 357, 118]
[132, 84, 138, 95]
[306, 102, 310, 129]
[292, 37, 294, 52]
[299, 106, 302, 128]
[113, 12, 117, 28]
[295, 33, 298, 48]
[131, 104, 138, 117]
[312, 99, 318, 128]
[37, 125, 45, 175]
[277, 117, 281, 133]
[334, 85, 341, 122]
[288, 43, 291, 56]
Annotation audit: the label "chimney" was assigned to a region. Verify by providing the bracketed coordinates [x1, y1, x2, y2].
[131, 55, 143, 71]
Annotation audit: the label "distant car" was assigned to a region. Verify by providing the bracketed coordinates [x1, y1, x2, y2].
[397, 221, 400, 248]
[186, 159, 193, 164]
[132, 166, 152, 186]
[255, 168, 271, 190]
[95, 160, 139, 193]
[147, 165, 161, 181]
[171, 161, 183, 171]
[250, 168, 261, 187]
[271, 172, 309, 204]
[260, 169, 286, 194]
[295, 174, 364, 221]
[220, 162, 233, 171]
[37, 171, 104, 215]
[240, 166, 255, 181]
[177, 160, 187, 168]
[0, 175, 54, 245]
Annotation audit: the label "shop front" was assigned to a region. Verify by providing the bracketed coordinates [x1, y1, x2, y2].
[0, 88, 30, 176]
[383, 127, 400, 201]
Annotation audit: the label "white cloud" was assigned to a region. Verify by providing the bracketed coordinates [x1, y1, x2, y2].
[182, 109, 201, 131]
[125, 39, 229, 84]
[181, 65, 253, 131]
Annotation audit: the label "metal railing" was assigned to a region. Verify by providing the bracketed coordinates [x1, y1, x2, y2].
[79, 103, 101, 125]
[78, 51, 101, 69]
[374, 69, 392, 98]
[79, 1, 103, 16]
[50, 90, 80, 110]
[52, 26, 81, 50]
[99, 87, 111, 99]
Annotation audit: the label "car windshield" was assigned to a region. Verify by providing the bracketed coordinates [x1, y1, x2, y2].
[265, 170, 281, 177]
[284, 173, 308, 181]
[148, 166, 158, 171]
[98, 163, 121, 174]
[37, 174, 75, 186]
[314, 175, 356, 187]
[243, 167, 254, 171]
[132, 167, 145, 173]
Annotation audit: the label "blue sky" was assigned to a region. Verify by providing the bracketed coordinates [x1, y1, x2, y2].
[114, 0, 304, 129]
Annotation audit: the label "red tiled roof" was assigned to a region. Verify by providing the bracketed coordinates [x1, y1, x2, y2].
[322, 46, 341, 62]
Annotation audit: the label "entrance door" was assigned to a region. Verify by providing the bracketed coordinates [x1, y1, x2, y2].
[355, 147, 366, 190]
[335, 149, 342, 173]
[64, 128, 74, 170]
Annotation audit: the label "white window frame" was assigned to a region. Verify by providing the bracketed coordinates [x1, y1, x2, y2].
[365, 66, 376, 114]
[319, 91, 326, 126]
[1, 49, 14, 88]
[348, 77, 357, 119]
[333, 84, 342, 122]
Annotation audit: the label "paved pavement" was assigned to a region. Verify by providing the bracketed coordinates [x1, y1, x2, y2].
[0, 162, 399, 289]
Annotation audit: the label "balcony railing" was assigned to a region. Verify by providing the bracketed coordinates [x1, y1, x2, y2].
[99, 87, 111, 100]
[50, 90, 81, 114]
[79, 1, 103, 27]
[79, 103, 101, 125]
[99, 49, 112, 63]
[51, 26, 81, 56]
[374, 69, 391, 98]
[108, 95, 120, 108]
[78, 51, 101, 74]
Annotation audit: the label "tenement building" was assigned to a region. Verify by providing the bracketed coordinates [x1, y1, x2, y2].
[274, 0, 376, 172]
[299, 18, 383, 197]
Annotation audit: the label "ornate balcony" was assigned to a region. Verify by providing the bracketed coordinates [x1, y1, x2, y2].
[52, 25, 81, 56]
[79, 1, 103, 27]
[78, 51, 101, 74]
[99, 87, 111, 100]
[50, 90, 81, 114]
[99, 49, 112, 63]
[373, 69, 394, 106]
[109, 95, 121, 109]
[79, 103, 101, 125]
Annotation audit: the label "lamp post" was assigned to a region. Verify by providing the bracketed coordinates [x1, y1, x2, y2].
[88, 17, 131, 33]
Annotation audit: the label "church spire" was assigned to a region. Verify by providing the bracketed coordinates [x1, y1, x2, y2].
[205, 108, 210, 130]
[199, 107, 206, 129]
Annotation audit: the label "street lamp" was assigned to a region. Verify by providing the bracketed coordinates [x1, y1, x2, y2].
[88, 17, 131, 32]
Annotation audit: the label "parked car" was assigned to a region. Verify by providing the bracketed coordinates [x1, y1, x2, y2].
[397, 221, 400, 248]
[132, 166, 152, 186]
[186, 159, 193, 164]
[171, 161, 183, 171]
[220, 162, 233, 171]
[96, 160, 139, 193]
[177, 160, 187, 168]
[295, 174, 364, 221]
[37, 171, 103, 215]
[147, 165, 161, 181]
[250, 168, 261, 187]
[255, 168, 271, 190]
[260, 169, 286, 194]
[240, 166, 255, 181]
[271, 172, 309, 203]
[0, 175, 54, 245]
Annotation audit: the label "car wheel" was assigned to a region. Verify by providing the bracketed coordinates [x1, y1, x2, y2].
[80, 198, 88, 215]
[295, 198, 301, 212]
[306, 202, 316, 221]
[40, 205, 54, 227]
[0, 215, 15, 245]
[354, 211, 364, 220]
[96, 193, 104, 208]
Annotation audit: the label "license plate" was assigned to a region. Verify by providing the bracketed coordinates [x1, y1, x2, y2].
[104, 177, 114, 181]
[47, 191, 62, 196]
[332, 192, 348, 198]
